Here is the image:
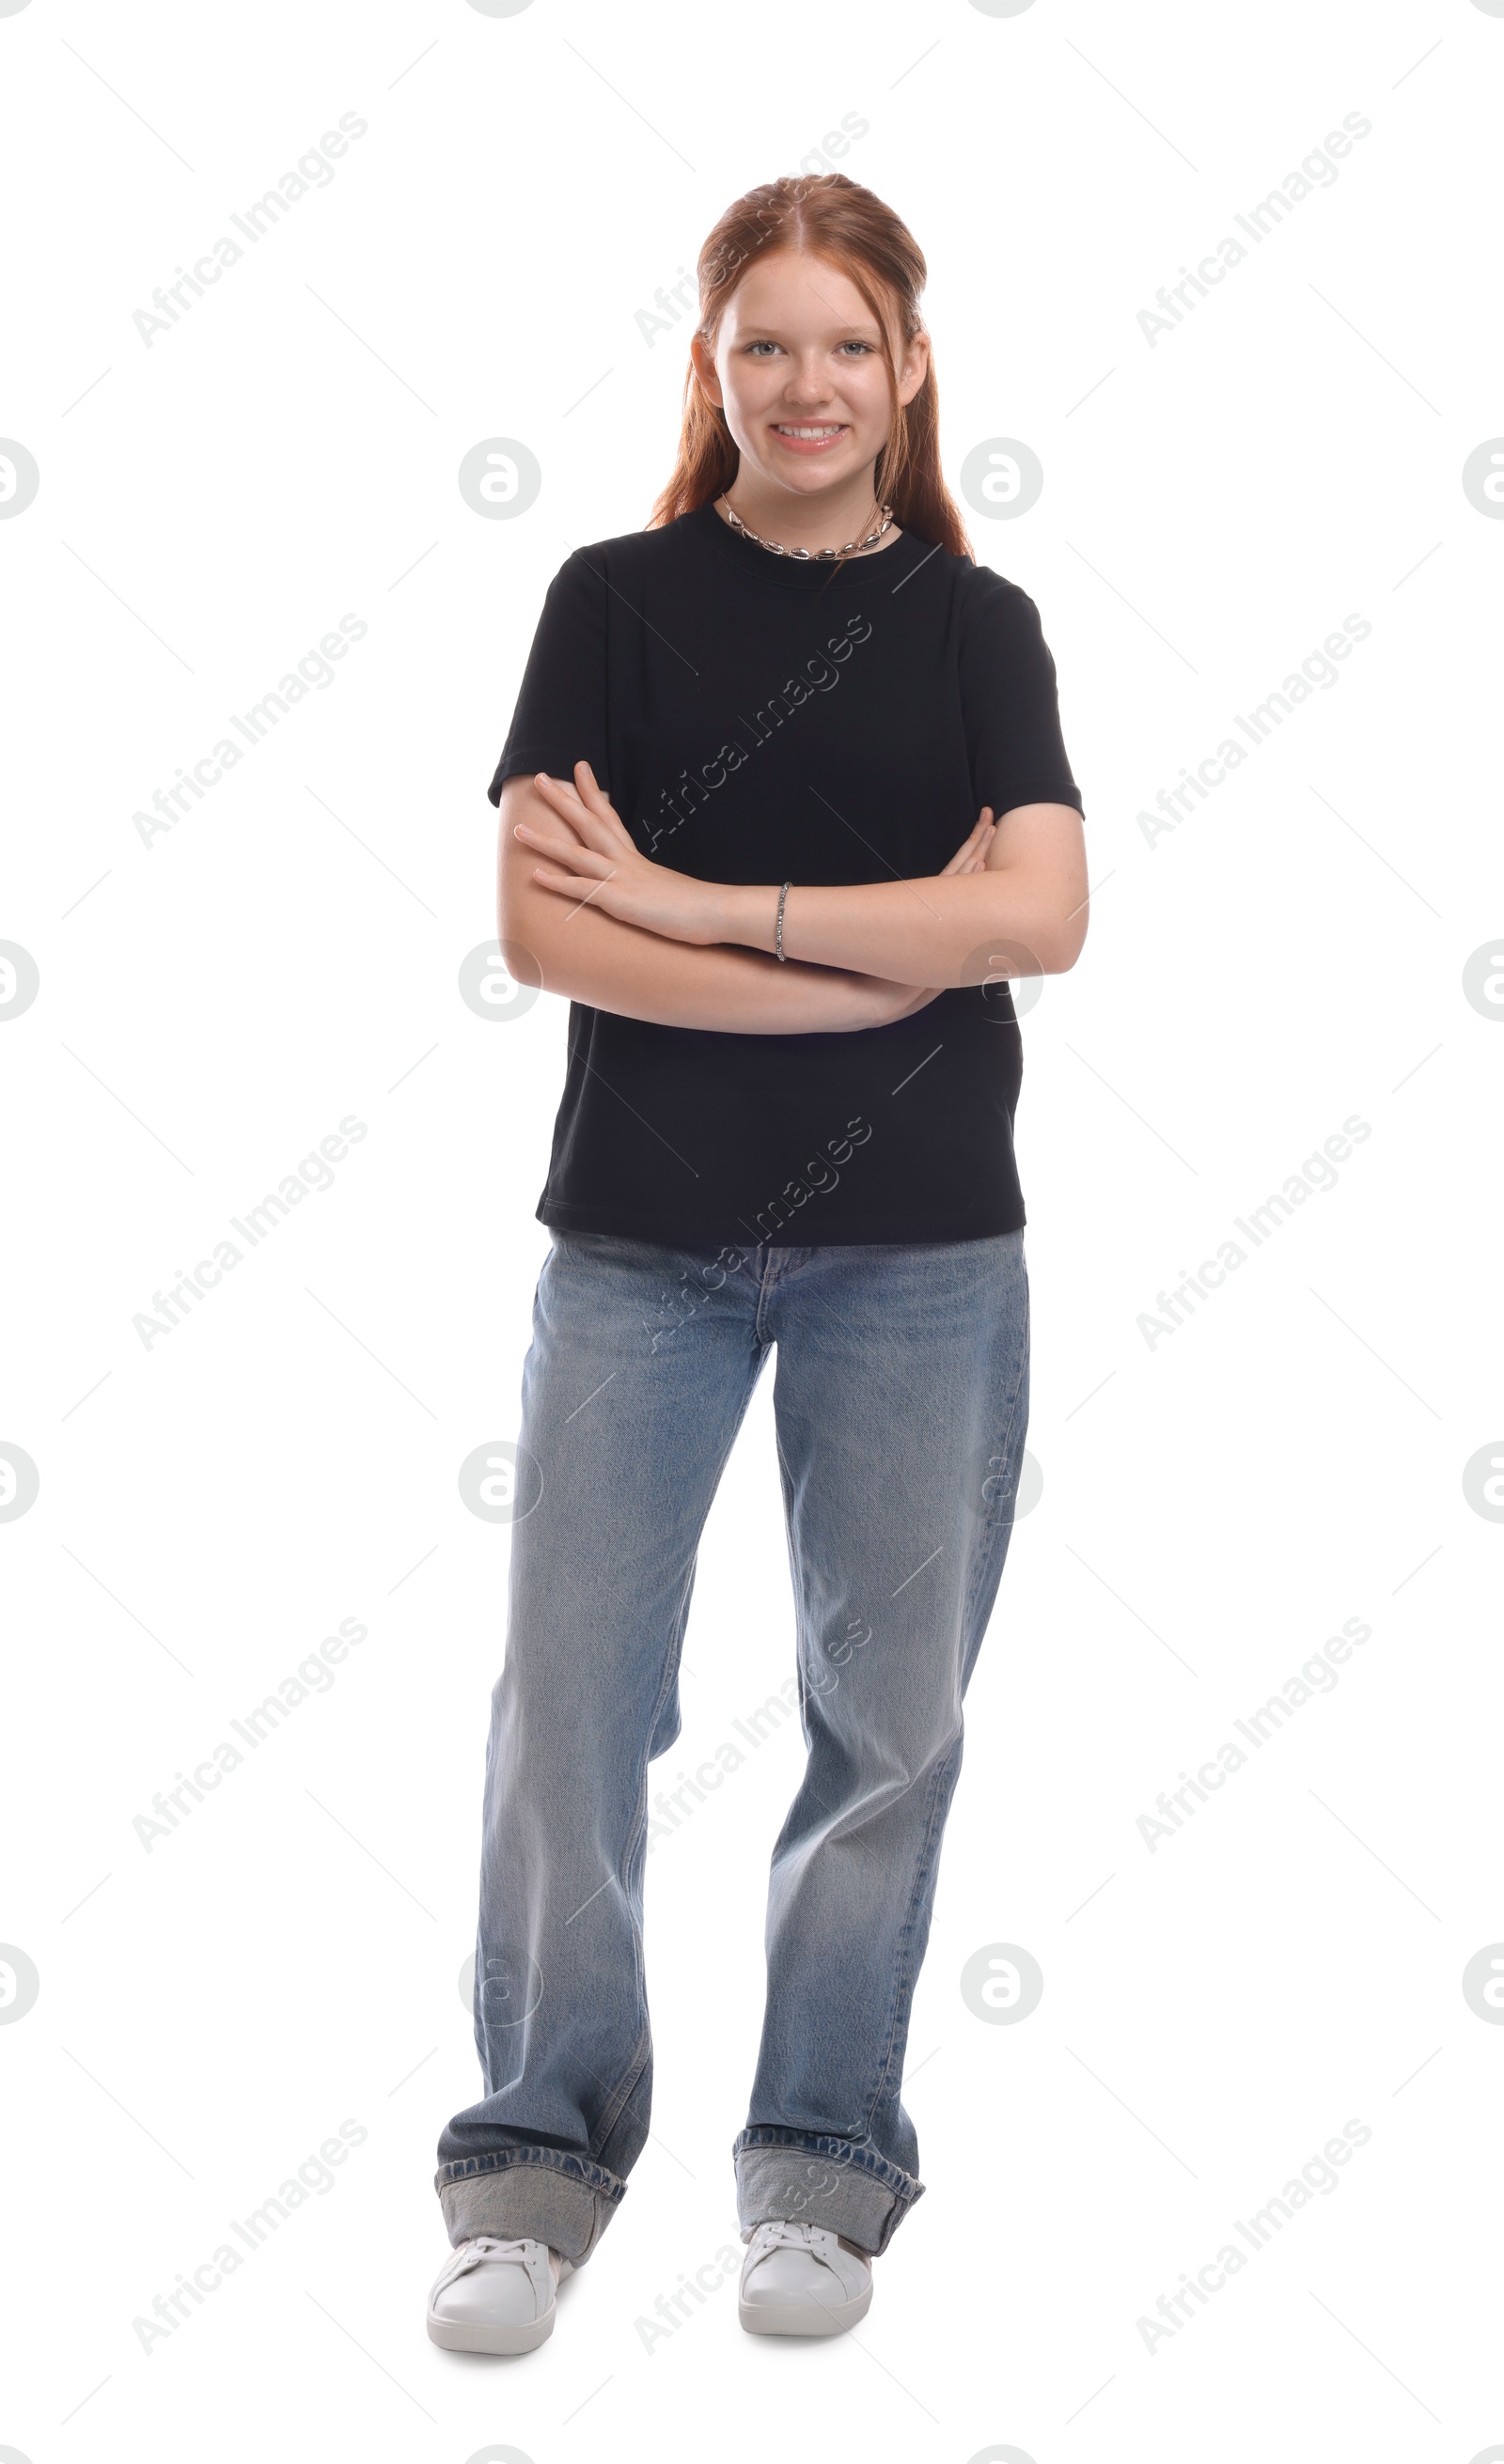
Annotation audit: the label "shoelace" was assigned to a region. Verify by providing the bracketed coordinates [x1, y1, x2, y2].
[745, 2218, 870, 2290]
[751, 2220, 822, 2254]
[746, 2219, 848, 2278]
[431, 2234, 552, 2302]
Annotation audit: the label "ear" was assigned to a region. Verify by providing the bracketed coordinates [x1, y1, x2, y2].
[689, 331, 724, 410]
[897, 328, 931, 411]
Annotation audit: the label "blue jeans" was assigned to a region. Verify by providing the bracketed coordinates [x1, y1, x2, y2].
[435, 1226, 1030, 2261]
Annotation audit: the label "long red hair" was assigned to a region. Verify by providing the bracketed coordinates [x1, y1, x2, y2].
[648, 174, 972, 563]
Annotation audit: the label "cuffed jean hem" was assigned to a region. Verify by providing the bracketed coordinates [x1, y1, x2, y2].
[436, 2149, 626, 2264]
[732, 2129, 924, 2257]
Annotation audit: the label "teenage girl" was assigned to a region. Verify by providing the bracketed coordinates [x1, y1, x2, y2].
[428, 171, 1089, 2355]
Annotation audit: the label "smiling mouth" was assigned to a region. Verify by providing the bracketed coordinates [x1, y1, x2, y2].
[771, 422, 850, 450]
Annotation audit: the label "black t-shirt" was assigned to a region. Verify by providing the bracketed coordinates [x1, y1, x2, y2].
[489, 499, 1084, 1248]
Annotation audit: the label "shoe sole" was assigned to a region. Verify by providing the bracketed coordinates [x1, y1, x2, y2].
[427, 2302, 556, 2356]
[738, 2281, 873, 2338]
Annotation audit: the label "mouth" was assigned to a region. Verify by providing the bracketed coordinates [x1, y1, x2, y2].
[770, 422, 850, 454]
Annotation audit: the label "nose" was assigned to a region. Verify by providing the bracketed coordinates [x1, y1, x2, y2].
[780, 352, 838, 407]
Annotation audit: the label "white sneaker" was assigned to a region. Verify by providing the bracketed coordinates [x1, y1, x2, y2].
[738, 2219, 873, 2337]
[426, 2234, 571, 2355]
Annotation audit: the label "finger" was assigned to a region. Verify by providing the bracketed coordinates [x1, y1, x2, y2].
[534, 769, 585, 802]
[938, 819, 996, 876]
[536, 771, 635, 863]
[517, 831, 614, 881]
[513, 814, 584, 850]
[572, 760, 638, 851]
[574, 759, 621, 812]
[534, 764, 623, 857]
[513, 816, 605, 864]
[531, 863, 620, 905]
[532, 772, 590, 834]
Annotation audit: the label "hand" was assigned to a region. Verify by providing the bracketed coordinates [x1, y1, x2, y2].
[848, 807, 996, 1024]
[939, 808, 996, 877]
[517, 763, 725, 944]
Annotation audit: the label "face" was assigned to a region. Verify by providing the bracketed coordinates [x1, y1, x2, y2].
[691, 249, 929, 506]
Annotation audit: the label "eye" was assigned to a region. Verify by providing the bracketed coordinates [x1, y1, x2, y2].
[744, 339, 782, 357]
[838, 340, 876, 355]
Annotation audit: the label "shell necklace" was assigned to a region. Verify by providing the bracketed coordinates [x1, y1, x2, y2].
[716, 494, 896, 561]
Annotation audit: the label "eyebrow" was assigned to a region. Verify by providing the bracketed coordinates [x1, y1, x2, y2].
[736, 322, 882, 340]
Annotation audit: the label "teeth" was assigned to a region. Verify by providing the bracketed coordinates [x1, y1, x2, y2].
[776, 425, 844, 438]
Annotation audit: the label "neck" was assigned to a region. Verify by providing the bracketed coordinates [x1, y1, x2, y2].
[721, 464, 887, 553]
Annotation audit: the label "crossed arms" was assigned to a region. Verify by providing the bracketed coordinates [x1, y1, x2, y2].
[496, 761, 1089, 1036]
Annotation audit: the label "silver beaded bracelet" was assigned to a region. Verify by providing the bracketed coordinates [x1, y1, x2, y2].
[776, 880, 791, 961]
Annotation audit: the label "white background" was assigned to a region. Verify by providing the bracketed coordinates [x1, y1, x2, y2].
[2, 2, 1501, 2458]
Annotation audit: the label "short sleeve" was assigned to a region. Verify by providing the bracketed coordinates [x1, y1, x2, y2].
[958, 570, 1085, 819]
[486, 549, 611, 805]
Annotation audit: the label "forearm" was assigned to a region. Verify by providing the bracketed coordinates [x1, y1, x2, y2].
[518, 912, 932, 1035]
[498, 773, 929, 1033]
[515, 770, 1088, 993]
[708, 867, 1083, 985]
